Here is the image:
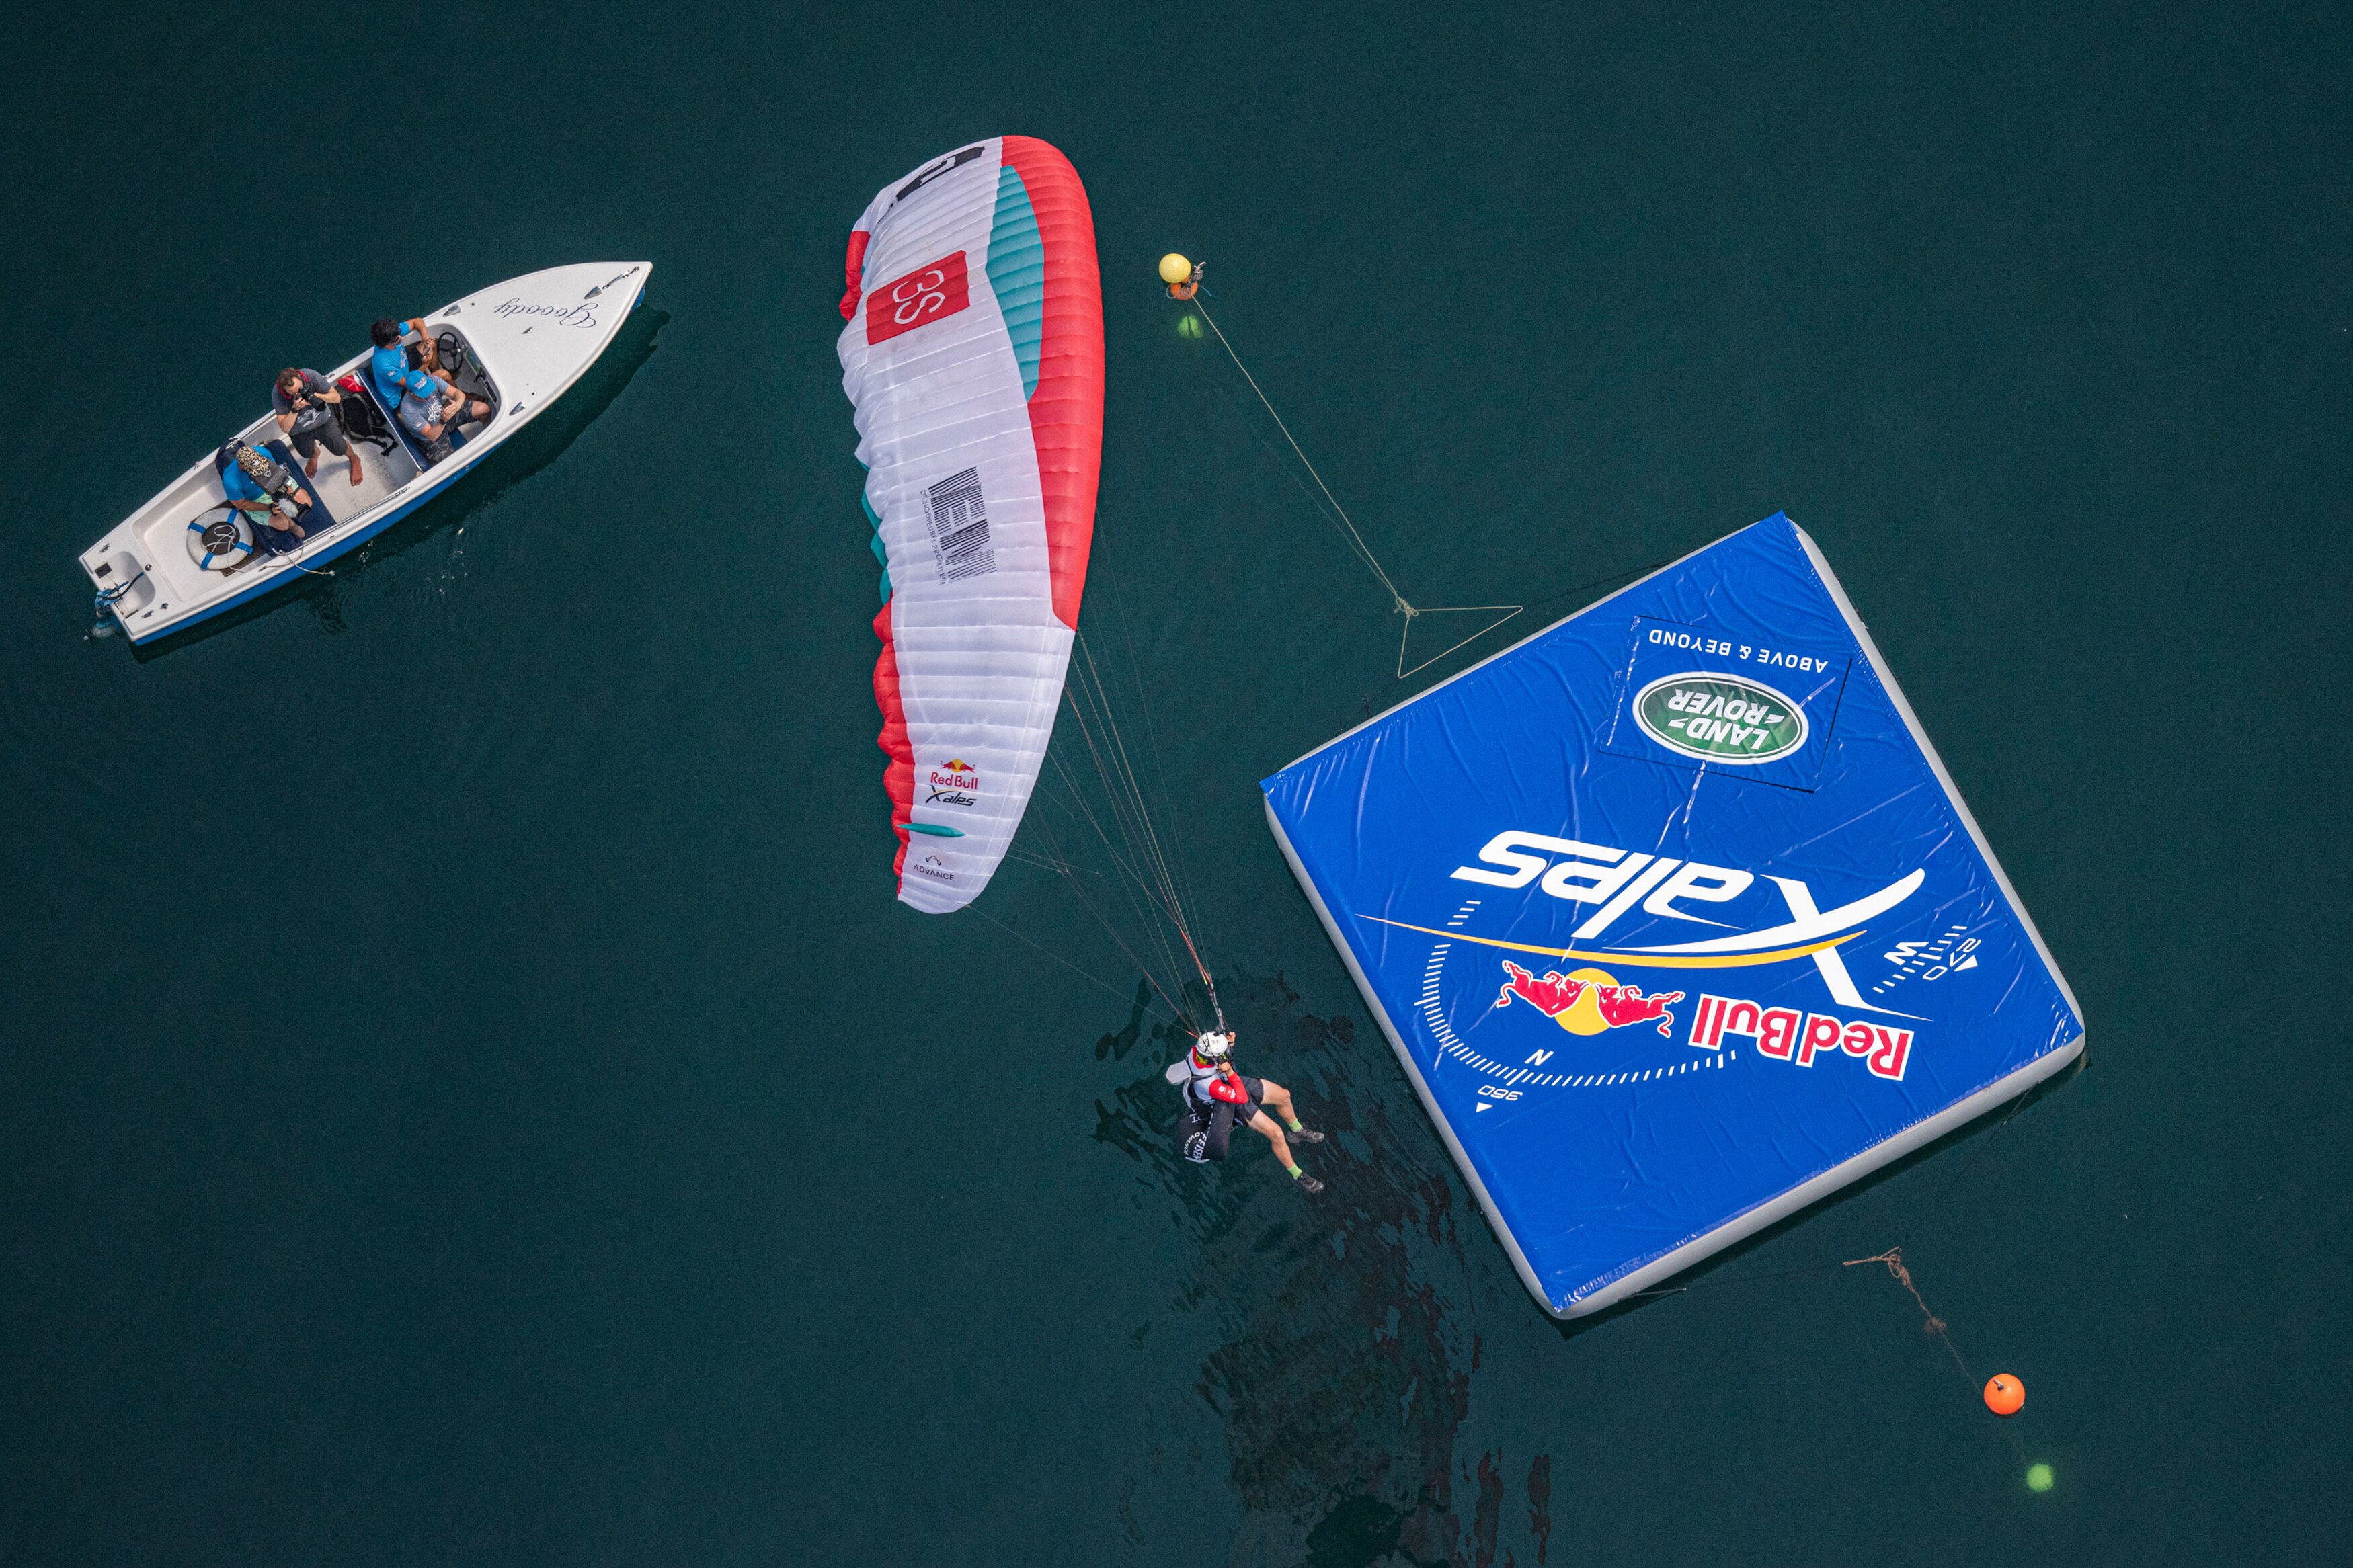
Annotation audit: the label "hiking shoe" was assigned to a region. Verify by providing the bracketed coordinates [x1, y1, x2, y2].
[1293, 1172, 1324, 1194]
[1287, 1126, 1326, 1144]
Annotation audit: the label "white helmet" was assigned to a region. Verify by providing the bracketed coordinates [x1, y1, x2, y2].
[1193, 1030, 1232, 1061]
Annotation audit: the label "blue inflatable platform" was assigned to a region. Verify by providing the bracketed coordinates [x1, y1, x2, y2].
[1263, 516, 2083, 1317]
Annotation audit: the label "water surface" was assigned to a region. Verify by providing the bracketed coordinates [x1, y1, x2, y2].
[3, 3, 2347, 1563]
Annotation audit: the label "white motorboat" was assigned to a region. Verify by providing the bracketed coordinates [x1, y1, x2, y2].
[81, 261, 651, 645]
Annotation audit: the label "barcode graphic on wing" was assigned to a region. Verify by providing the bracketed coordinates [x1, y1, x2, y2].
[924, 468, 996, 583]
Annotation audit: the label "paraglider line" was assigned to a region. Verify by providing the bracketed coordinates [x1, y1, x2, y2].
[1043, 745, 1184, 991]
[1070, 640, 1196, 950]
[1034, 632, 1219, 1030]
[1017, 797, 1195, 1028]
[1106, 571, 1211, 993]
[1076, 636, 1212, 992]
[1078, 641, 1222, 1026]
[1041, 749, 1188, 1008]
[980, 534, 1224, 1035]
[971, 906, 1181, 1024]
[1057, 666, 1189, 989]
[1003, 845, 1088, 878]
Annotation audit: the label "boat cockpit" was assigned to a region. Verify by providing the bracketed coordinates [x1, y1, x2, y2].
[385, 324, 502, 464]
[90, 323, 506, 625]
[163, 325, 501, 581]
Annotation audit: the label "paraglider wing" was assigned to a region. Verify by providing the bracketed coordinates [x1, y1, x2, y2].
[836, 136, 1103, 913]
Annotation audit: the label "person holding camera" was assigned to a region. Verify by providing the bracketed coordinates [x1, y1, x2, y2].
[218, 440, 315, 554]
[272, 368, 362, 486]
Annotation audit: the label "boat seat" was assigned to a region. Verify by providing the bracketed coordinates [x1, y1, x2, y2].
[362, 375, 436, 469]
[262, 440, 340, 532]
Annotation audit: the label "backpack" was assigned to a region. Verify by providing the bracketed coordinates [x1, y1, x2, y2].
[333, 374, 397, 456]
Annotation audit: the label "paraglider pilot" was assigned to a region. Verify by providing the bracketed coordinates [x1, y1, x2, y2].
[1178, 1030, 1324, 1191]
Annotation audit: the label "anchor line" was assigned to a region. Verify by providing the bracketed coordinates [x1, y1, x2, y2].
[1185, 294, 1521, 678]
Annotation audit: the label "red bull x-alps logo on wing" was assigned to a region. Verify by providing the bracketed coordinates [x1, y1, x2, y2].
[926, 759, 980, 809]
[1360, 828, 1937, 1087]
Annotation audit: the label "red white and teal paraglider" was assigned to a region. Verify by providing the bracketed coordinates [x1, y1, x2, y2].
[836, 136, 1104, 914]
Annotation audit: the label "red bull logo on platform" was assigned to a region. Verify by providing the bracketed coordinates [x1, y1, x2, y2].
[1497, 960, 1685, 1038]
[1688, 992, 1913, 1079]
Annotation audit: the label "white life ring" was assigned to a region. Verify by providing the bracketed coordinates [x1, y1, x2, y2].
[186, 505, 255, 572]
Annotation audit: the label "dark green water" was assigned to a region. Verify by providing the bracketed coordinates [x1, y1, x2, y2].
[5, 4, 2348, 1563]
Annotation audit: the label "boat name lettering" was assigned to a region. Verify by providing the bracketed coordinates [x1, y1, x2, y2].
[492, 296, 601, 329]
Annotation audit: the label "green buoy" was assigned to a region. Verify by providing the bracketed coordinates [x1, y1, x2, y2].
[1178, 315, 1203, 340]
[2026, 1463, 2055, 1493]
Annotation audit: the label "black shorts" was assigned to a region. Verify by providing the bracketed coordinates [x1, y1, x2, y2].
[1180, 1077, 1265, 1163]
[289, 419, 349, 460]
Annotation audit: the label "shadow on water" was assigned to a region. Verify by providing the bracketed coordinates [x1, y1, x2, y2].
[1094, 974, 2083, 1562]
[127, 308, 668, 662]
[1095, 973, 1554, 1568]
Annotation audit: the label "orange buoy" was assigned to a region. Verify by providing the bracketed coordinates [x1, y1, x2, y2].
[1984, 1374, 2025, 1417]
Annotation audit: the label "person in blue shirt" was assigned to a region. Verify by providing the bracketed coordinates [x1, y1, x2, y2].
[373, 317, 492, 456]
[218, 441, 314, 553]
[369, 317, 430, 414]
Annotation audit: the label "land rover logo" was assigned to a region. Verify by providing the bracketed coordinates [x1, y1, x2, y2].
[1634, 673, 1808, 764]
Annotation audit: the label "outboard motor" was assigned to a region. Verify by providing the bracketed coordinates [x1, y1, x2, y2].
[91, 550, 155, 618]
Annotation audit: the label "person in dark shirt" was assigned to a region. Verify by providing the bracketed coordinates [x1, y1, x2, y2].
[394, 368, 481, 461]
[271, 368, 361, 486]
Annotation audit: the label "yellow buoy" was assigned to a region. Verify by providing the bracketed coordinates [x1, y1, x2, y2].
[1158, 253, 1193, 286]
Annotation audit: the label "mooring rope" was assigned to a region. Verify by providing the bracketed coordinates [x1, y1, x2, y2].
[1186, 295, 1523, 679]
